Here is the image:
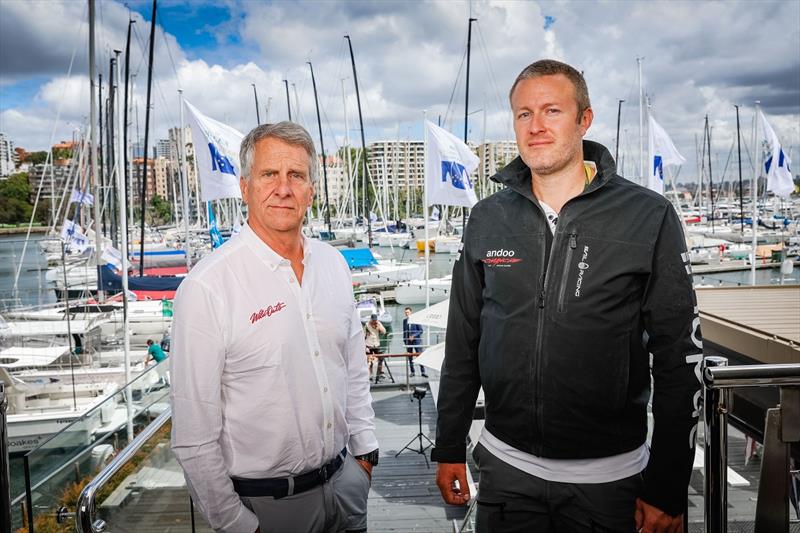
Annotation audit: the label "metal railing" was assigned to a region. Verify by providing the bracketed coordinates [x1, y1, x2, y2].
[74, 408, 171, 532]
[703, 359, 800, 533]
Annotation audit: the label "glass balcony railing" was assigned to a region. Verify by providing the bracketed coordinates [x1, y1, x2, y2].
[12, 361, 170, 533]
[74, 410, 212, 533]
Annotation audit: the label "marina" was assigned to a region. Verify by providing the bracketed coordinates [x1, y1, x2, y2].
[1, 0, 799, 531]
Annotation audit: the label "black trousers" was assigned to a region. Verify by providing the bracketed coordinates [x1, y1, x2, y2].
[473, 443, 643, 533]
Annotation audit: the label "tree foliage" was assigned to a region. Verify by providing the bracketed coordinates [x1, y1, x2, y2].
[0, 173, 33, 224]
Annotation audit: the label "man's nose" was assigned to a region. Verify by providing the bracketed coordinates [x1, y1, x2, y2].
[273, 173, 293, 195]
[529, 113, 546, 134]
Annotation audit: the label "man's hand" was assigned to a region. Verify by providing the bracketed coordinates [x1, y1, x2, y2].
[635, 498, 683, 533]
[436, 463, 470, 505]
[356, 459, 373, 480]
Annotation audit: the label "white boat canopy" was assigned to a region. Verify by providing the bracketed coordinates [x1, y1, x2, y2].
[1, 319, 108, 338]
[0, 346, 72, 368]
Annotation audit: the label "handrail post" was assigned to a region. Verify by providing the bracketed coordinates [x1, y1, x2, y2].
[1, 383, 12, 533]
[703, 356, 728, 533]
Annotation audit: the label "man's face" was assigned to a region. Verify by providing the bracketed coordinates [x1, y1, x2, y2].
[510, 74, 593, 177]
[404, 309, 412, 318]
[240, 137, 314, 238]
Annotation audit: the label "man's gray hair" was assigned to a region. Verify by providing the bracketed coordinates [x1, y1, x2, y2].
[509, 59, 591, 123]
[239, 121, 318, 184]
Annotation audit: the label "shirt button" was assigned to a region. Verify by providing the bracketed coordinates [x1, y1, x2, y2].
[289, 278, 295, 284]
[314, 351, 320, 357]
[306, 312, 311, 319]
[327, 423, 332, 429]
[323, 387, 328, 393]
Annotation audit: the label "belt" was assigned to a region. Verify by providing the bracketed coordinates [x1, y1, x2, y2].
[231, 449, 347, 499]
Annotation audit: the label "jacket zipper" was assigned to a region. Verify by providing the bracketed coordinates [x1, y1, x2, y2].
[557, 232, 578, 313]
[532, 226, 560, 455]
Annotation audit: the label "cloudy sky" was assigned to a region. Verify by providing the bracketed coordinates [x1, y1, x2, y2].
[1, 0, 798, 184]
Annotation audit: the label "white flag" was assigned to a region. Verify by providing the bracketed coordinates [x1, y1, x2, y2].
[101, 245, 123, 270]
[60, 219, 89, 252]
[758, 110, 794, 198]
[647, 115, 685, 194]
[69, 189, 94, 206]
[425, 121, 479, 207]
[184, 100, 244, 202]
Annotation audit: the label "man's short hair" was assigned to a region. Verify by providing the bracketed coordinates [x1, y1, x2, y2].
[404, 307, 412, 312]
[509, 59, 591, 122]
[239, 121, 318, 185]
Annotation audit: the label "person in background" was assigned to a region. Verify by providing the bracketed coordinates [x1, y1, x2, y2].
[145, 338, 167, 365]
[432, 59, 701, 533]
[170, 121, 378, 533]
[402, 307, 427, 378]
[365, 313, 387, 382]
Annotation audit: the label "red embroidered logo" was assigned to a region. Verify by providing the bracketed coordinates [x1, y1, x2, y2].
[481, 257, 522, 266]
[250, 301, 287, 324]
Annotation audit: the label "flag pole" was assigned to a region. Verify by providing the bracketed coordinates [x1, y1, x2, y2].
[178, 91, 192, 270]
[423, 111, 431, 350]
[750, 102, 760, 286]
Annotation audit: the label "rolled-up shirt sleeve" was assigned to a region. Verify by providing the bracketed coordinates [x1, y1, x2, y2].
[344, 306, 378, 456]
[170, 278, 258, 533]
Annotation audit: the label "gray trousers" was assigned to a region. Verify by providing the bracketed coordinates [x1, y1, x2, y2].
[241, 453, 371, 533]
[473, 443, 643, 533]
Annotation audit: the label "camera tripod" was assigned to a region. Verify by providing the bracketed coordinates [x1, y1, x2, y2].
[395, 389, 434, 468]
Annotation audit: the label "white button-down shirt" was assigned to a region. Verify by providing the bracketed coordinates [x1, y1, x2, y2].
[170, 222, 378, 533]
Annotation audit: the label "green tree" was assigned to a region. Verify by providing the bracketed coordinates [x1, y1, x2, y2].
[26, 151, 49, 165]
[0, 173, 33, 224]
[149, 194, 173, 225]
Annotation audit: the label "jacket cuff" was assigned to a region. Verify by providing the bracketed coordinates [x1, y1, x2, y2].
[431, 445, 466, 463]
[641, 465, 687, 517]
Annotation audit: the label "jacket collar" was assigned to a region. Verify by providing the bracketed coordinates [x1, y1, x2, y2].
[492, 139, 618, 201]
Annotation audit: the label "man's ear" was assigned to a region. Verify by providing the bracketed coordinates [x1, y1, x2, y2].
[579, 107, 594, 135]
[239, 177, 248, 203]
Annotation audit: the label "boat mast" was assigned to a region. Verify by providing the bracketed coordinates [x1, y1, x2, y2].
[114, 51, 134, 442]
[251, 83, 261, 125]
[615, 99, 624, 165]
[735, 104, 744, 233]
[123, 17, 134, 256]
[637, 57, 644, 186]
[462, 17, 476, 231]
[283, 79, 292, 121]
[139, 0, 157, 276]
[107, 59, 118, 247]
[345, 35, 373, 247]
[750, 102, 760, 286]
[341, 78, 355, 229]
[179, 91, 192, 271]
[308, 61, 331, 238]
[89, 0, 103, 298]
[98, 71, 105, 237]
[707, 116, 714, 232]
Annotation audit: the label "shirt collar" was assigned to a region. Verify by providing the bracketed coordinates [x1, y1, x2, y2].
[240, 221, 311, 271]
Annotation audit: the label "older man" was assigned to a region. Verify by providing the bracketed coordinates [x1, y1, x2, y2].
[171, 122, 378, 533]
[433, 60, 702, 533]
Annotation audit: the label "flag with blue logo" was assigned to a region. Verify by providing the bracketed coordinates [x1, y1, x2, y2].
[425, 120, 479, 207]
[60, 219, 90, 252]
[208, 203, 225, 249]
[184, 100, 244, 202]
[647, 115, 685, 194]
[758, 110, 794, 198]
[69, 189, 94, 206]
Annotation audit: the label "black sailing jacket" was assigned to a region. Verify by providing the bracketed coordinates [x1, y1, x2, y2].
[431, 140, 703, 516]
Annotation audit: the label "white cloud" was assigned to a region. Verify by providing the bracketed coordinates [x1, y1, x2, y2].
[0, 0, 797, 186]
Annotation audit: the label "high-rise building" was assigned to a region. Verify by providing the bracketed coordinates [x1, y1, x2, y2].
[155, 138, 171, 159]
[477, 140, 518, 182]
[366, 140, 426, 192]
[153, 157, 171, 200]
[0, 133, 15, 178]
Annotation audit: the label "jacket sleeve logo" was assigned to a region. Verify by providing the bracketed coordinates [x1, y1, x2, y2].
[481, 248, 521, 267]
